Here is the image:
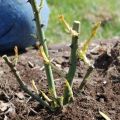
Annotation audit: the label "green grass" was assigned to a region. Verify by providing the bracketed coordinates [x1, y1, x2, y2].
[46, 0, 120, 44]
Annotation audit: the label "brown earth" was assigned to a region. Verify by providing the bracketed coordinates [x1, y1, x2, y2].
[0, 39, 120, 120]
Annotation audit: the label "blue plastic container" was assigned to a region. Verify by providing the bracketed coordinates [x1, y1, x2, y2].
[0, 0, 50, 52]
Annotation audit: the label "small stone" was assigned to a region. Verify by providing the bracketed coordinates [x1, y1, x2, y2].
[103, 81, 107, 84]
[100, 98, 105, 103]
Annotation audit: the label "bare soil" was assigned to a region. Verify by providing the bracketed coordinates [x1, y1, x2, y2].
[0, 39, 120, 120]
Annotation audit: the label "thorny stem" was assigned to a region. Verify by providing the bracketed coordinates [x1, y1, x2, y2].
[79, 66, 94, 91]
[63, 21, 80, 105]
[78, 22, 101, 92]
[2, 55, 52, 110]
[28, 0, 57, 98]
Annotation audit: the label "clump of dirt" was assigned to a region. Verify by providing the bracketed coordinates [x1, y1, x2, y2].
[0, 40, 119, 120]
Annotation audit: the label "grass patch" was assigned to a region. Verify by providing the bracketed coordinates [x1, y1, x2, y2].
[46, 0, 120, 44]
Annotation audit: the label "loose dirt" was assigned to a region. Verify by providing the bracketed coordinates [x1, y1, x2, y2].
[0, 39, 119, 120]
